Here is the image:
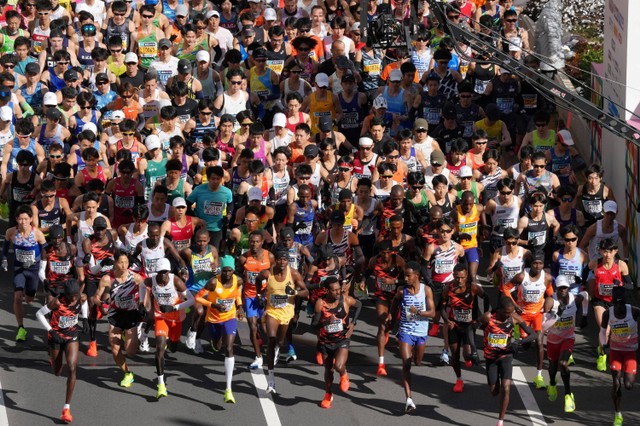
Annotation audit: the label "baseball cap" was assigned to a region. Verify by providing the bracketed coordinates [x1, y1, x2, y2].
[315, 73, 329, 88]
[43, 92, 58, 106]
[350, 22, 360, 32]
[335, 55, 350, 69]
[430, 150, 446, 166]
[264, 7, 277, 21]
[603, 200, 617, 213]
[359, 137, 373, 147]
[93, 216, 108, 229]
[304, 144, 320, 158]
[341, 73, 356, 83]
[196, 50, 210, 63]
[389, 69, 402, 82]
[318, 115, 332, 132]
[156, 258, 172, 272]
[63, 69, 78, 82]
[280, 227, 294, 240]
[175, 4, 189, 17]
[124, 52, 138, 64]
[145, 134, 161, 150]
[414, 118, 428, 131]
[247, 186, 263, 201]
[372, 95, 387, 109]
[95, 72, 109, 84]
[338, 189, 352, 200]
[274, 246, 289, 259]
[112, 110, 125, 120]
[206, 9, 220, 19]
[46, 108, 63, 121]
[158, 38, 172, 49]
[178, 59, 192, 74]
[49, 224, 64, 239]
[82, 122, 98, 136]
[220, 255, 235, 270]
[442, 105, 457, 119]
[499, 67, 511, 75]
[25, 62, 40, 75]
[330, 209, 345, 223]
[172, 197, 187, 207]
[0, 106, 11, 122]
[555, 275, 571, 288]
[459, 165, 473, 178]
[272, 112, 286, 128]
[253, 47, 268, 60]
[557, 129, 575, 146]
[242, 26, 256, 37]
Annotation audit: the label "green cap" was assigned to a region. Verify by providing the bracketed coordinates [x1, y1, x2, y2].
[220, 255, 235, 270]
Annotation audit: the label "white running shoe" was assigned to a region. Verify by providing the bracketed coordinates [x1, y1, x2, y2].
[186, 330, 196, 350]
[249, 356, 263, 370]
[266, 379, 277, 394]
[405, 398, 416, 413]
[194, 339, 204, 354]
[440, 349, 450, 365]
[139, 334, 150, 352]
[274, 347, 280, 366]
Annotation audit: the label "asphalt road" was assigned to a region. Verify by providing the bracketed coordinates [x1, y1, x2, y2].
[0, 274, 639, 426]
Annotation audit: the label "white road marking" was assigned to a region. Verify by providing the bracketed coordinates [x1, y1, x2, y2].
[0, 378, 10, 426]
[250, 370, 282, 426]
[512, 367, 548, 426]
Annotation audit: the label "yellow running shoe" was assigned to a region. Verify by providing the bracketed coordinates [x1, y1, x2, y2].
[119, 372, 134, 388]
[547, 385, 557, 402]
[15, 327, 27, 342]
[224, 388, 235, 404]
[596, 354, 607, 372]
[567, 354, 575, 366]
[613, 413, 623, 426]
[533, 374, 546, 389]
[156, 383, 167, 399]
[564, 393, 575, 413]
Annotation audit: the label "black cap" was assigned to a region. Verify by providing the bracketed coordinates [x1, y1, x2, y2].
[612, 286, 625, 303]
[64, 279, 80, 297]
[442, 105, 457, 119]
[242, 26, 256, 37]
[46, 108, 62, 121]
[49, 225, 64, 238]
[177, 59, 192, 74]
[280, 227, 294, 240]
[25, 62, 40, 75]
[338, 189, 352, 201]
[532, 250, 545, 262]
[274, 246, 289, 259]
[63, 69, 78, 82]
[249, 122, 265, 135]
[93, 216, 108, 229]
[303, 144, 320, 158]
[253, 47, 268, 59]
[319, 115, 333, 132]
[317, 244, 334, 260]
[341, 72, 356, 83]
[330, 209, 345, 223]
[95, 72, 109, 83]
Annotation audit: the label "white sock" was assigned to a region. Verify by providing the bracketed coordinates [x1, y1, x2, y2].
[616, 412, 622, 417]
[81, 300, 88, 318]
[537, 370, 542, 377]
[268, 370, 274, 382]
[497, 421, 504, 426]
[63, 404, 70, 410]
[225, 357, 234, 390]
[379, 356, 384, 364]
[157, 375, 164, 385]
[406, 397, 413, 404]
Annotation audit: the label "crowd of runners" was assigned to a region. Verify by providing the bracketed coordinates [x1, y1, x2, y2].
[0, 0, 635, 424]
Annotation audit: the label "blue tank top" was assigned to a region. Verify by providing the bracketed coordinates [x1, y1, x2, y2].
[398, 283, 430, 336]
[78, 40, 94, 70]
[162, 0, 183, 24]
[8, 138, 37, 174]
[556, 249, 583, 294]
[13, 228, 41, 269]
[293, 200, 314, 246]
[338, 92, 362, 142]
[74, 110, 98, 137]
[48, 66, 68, 92]
[94, 90, 118, 110]
[74, 140, 103, 174]
[20, 82, 44, 109]
[383, 86, 405, 116]
[190, 116, 217, 146]
[39, 124, 64, 155]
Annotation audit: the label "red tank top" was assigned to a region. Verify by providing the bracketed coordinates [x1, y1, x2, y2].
[285, 112, 304, 133]
[49, 301, 81, 339]
[46, 243, 74, 286]
[112, 177, 137, 228]
[81, 165, 107, 185]
[594, 260, 623, 303]
[169, 216, 193, 252]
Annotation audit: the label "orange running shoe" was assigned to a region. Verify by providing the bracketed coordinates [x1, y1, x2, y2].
[61, 408, 72, 423]
[377, 363, 387, 376]
[86, 341, 98, 357]
[339, 373, 350, 393]
[385, 332, 389, 345]
[316, 351, 324, 366]
[465, 360, 472, 368]
[453, 379, 464, 393]
[320, 393, 333, 409]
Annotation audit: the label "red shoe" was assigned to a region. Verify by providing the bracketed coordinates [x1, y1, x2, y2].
[453, 379, 464, 393]
[428, 323, 440, 337]
[385, 332, 389, 345]
[257, 334, 263, 347]
[86, 341, 98, 357]
[465, 360, 472, 368]
[377, 363, 387, 377]
[316, 351, 324, 366]
[320, 392, 333, 408]
[339, 373, 350, 393]
[61, 408, 73, 423]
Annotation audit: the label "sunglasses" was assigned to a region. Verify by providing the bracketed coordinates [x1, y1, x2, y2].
[415, 128, 427, 133]
[122, 131, 135, 136]
[41, 193, 55, 198]
[386, 154, 399, 159]
[499, 191, 512, 196]
[97, 81, 109, 85]
[110, 49, 123, 53]
[411, 185, 424, 190]
[141, 14, 154, 18]
[535, 123, 547, 127]
[339, 167, 351, 172]
[381, 175, 394, 179]
[49, 154, 63, 159]
[200, 111, 213, 115]
[114, 12, 126, 16]
[564, 237, 578, 243]
[57, 61, 69, 65]
[80, 105, 93, 110]
[532, 164, 546, 169]
[298, 176, 311, 180]
[505, 19, 517, 23]
[290, 70, 302, 74]
[416, 38, 428, 42]
[3, 64, 15, 69]
[475, 141, 487, 145]
[440, 228, 453, 233]
[230, 81, 242, 85]
[120, 95, 132, 99]
[447, 14, 460, 19]
[561, 197, 573, 202]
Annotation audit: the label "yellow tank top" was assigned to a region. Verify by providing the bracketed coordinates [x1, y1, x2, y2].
[456, 204, 480, 249]
[532, 129, 556, 151]
[474, 119, 503, 144]
[341, 203, 355, 231]
[265, 266, 295, 319]
[309, 91, 336, 136]
[197, 275, 241, 323]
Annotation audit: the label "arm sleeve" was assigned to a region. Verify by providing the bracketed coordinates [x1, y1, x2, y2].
[39, 260, 47, 282]
[176, 289, 195, 311]
[36, 305, 52, 331]
[1, 239, 9, 261]
[195, 289, 213, 307]
[518, 321, 537, 344]
[350, 299, 363, 325]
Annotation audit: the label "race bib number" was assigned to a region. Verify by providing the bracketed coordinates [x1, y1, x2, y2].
[474, 79, 489, 94]
[50, 260, 71, 274]
[115, 294, 137, 310]
[155, 291, 174, 306]
[611, 323, 631, 337]
[425, 107, 441, 125]
[459, 221, 477, 237]
[522, 94, 537, 109]
[115, 196, 135, 209]
[503, 266, 521, 283]
[16, 249, 36, 265]
[434, 259, 454, 275]
[582, 199, 602, 215]
[363, 61, 381, 75]
[270, 294, 289, 309]
[203, 200, 224, 216]
[554, 316, 574, 330]
[267, 60, 284, 74]
[405, 306, 423, 322]
[324, 320, 344, 334]
[247, 271, 259, 285]
[378, 278, 396, 293]
[139, 42, 157, 57]
[174, 239, 190, 252]
[523, 288, 542, 303]
[488, 333, 508, 348]
[145, 258, 159, 273]
[59, 315, 78, 329]
[41, 219, 60, 229]
[192, 258, 211, 274]
[218, 298, 235, 312]
[496, 97, 514, 114]
[453, 308, 472, 323]
[598, 283, 613, 297]
[528, 231, 546, 247]
[341, 112, 359, 129]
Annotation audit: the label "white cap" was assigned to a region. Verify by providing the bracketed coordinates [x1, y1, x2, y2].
[172, 197, 187, 207]
[557, 129, 575, 146]
[389, 69, 402, 81]
[603, 200, 617, 213]
[315, 73, 329, 88]
[206, 9, 220, 19]
[196, 50, 210, 63]
[248, 0, 261, 3]
[112, 110, 125, 120]
[372, 95, 387, 109]
[272, 112, 286, 128]
[264, 7, 277, 21]
[248, 187, 263, 201]
[459, 165, 473, 178]
[555, 275, 571, 288]
[82, 122, 98, 136]
[156, 258, 172, 272]
[124, 52, 138, 64]
[359, 137, 373, 147]
[351, 22, 360, 32]
[145, 134, 161, 150]
[175, 4, 189, 17]
[43, 92, 58, 106]
[0, 106, 12, 122]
